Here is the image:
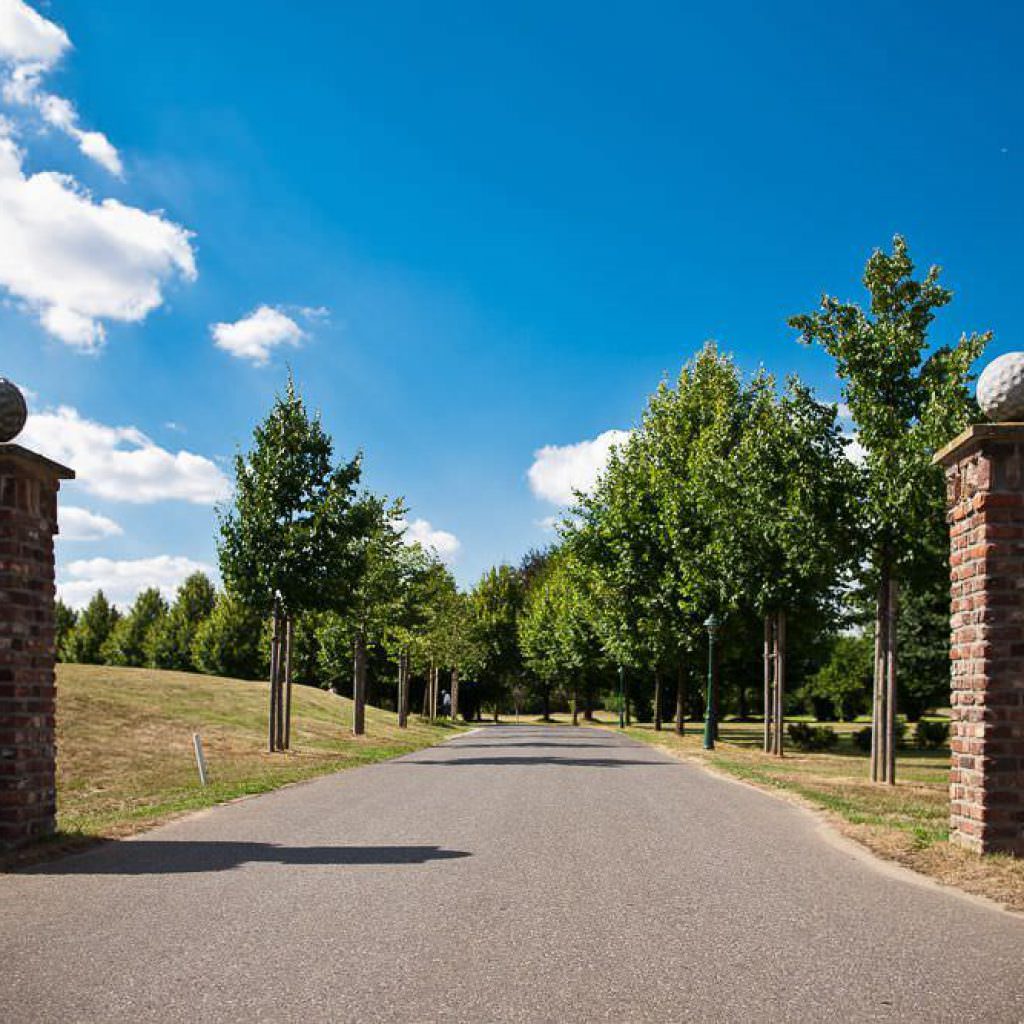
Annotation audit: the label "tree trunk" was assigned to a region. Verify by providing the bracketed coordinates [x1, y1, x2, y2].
[772, 611, 786, 756]
[283, 615, 293, 750]
[885, 578, 898, 785]
[268, 604, 281, 752]
[763, 614, 773, 754]
[624, 676, 632, 727]
[675, 661, 685, 736]
[542, 686, 550, 722]
[584, 687, 594, 721]
[871, 576, 891, 783]
[572, 681, 579, 726]
[397, 650, 409, 728]
[352, 630, 367, 736]
[451, 666, 459, 722]
[653, 670, 662, 730]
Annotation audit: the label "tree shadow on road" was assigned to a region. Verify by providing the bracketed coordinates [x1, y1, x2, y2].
[28, 843, 471, 875]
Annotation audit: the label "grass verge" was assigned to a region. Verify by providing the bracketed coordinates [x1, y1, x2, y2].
[588, 716, 1024, 912]
[3, 664, 461, 868]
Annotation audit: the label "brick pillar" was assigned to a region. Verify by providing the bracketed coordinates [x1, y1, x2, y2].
[935, 424, 1024, 856]
[0, 443, 74, 851]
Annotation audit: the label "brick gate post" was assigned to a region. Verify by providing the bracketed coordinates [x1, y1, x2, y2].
[0, 380, 74, 851]
[935, 423, 1024, 856]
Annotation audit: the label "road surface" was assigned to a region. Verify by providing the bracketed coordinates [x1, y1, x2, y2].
[1, 725, 1021, 1023]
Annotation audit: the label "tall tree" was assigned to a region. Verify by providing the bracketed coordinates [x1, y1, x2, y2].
[218, 375, 374, 749]
[790, 236, 988, 782]
[192, 592, 268, 681]
[64, 591, 120, 665]
[54, 599, 78, 662]
[146, 573, 216, 672]
[101, 587, 168, 667]
[467, 565, 525, 721]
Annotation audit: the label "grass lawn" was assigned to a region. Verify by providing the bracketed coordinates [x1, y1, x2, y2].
[573, 714, 1024, 912]
[6, 663, 461, 864]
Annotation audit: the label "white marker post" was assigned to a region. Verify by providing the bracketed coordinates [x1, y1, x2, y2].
[192, 733, 208, 787]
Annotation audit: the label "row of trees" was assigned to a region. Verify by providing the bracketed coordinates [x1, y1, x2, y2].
[508, 237, 985, 781]
[59, 239, 983, 783]
[57, 378, 552, 743]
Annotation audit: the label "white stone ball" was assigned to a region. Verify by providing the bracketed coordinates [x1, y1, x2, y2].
[0, 377, 27, 442]
[977, 352, 1024, 422]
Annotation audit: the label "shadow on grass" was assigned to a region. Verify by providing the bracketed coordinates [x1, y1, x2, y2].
[26, 842, 471, 875]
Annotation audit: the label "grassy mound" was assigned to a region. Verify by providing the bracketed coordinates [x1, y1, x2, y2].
[54, 664, 460, 841]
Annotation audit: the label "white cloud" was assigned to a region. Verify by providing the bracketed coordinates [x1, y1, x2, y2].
[0, 0, 122, 174]
[834, 403, 865, 463]
[398, 517, 461, 561]
[0, 135, 195, 350]
[58, 554, 214, 609]
[527, 429, 631, 505]
[212, 306, 304, 365]
[844, 433, 866, 464]
[0, 0, 69, 67]
[58, 505, 123, 541]
[21, 405, 230, 504]
[36, 91, 122, 176]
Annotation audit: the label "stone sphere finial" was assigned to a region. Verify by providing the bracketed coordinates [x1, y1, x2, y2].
[0, 378, 28, 442]
[977, 352, 1024, 423]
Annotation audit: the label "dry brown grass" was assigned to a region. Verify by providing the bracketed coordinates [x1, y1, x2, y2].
[46, 663, 459, 844]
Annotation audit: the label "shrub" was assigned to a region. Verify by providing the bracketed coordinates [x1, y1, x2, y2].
[787, 722, 839, 751]
[916, 719, 950, 749]
[852, 719, 908, 752]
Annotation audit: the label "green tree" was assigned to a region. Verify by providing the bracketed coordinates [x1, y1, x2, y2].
[101, 588, 167, 667]
[146, 572, 216, 672]
[193, 592, 268, 680]
[466, 565, 525, 720]
[804, 633, 872, 721]
[64, 591, 119, 665]
[54, 599, 78, 662]
[790, 236, 987, 781]
[217, 375, 375, 748]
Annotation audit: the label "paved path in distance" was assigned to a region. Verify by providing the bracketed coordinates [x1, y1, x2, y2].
[1, 725, 1021, 1023]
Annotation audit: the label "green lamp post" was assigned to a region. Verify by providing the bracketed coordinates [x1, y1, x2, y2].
[702, 613, 721, 750]
[618, 664, 625, 729]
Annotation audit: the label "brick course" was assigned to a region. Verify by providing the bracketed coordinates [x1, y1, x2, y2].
[0, 444, 73, 851]
[936, 424, 1024, 856]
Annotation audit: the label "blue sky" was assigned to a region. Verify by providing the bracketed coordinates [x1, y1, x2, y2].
[1, 0, 1021, 604]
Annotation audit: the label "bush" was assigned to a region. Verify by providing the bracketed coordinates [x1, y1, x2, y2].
[916, 719, 950, 749]
[787, 722, 839, 751]
[852, 719, 908, 752]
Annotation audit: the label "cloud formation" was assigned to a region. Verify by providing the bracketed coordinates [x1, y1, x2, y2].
[58, 505, 123, 541]
[0, 0, 122, 174]
[211, 306, 306, 365]
[21, 405, 230, 504]
[0, 134, 196, 350]
[58, 554, 214, 609]
[527, 429, 631, 505]
[399, 517, 461, 561]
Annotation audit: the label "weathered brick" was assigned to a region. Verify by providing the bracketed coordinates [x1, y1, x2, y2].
[0, 445, 73, 851]
[938, 425, 1024, 856]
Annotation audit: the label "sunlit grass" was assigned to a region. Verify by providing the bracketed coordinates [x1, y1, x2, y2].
[53, 663, 461, 840]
